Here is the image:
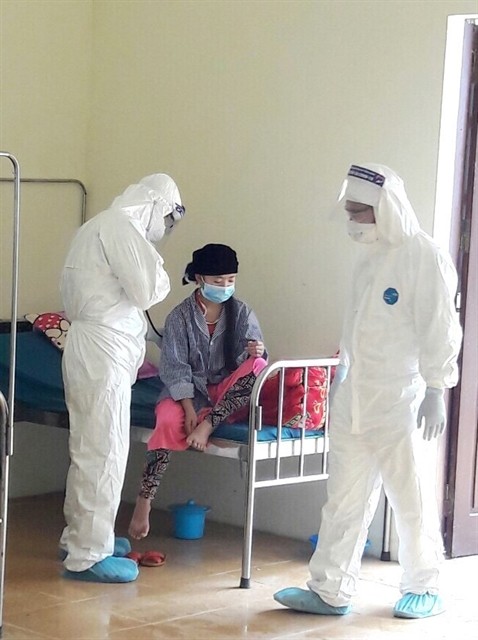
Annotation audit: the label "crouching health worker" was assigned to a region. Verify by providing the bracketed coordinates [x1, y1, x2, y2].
[60, 174, 185, 583]
[274, 163, 462, 619]
[128, 243, 267, 540]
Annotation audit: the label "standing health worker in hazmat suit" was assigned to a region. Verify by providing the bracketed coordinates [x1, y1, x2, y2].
[274, 163, 462, 618]
[59, 173, 185, 583]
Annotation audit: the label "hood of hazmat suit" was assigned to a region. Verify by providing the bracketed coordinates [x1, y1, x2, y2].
[110, 173, 184, 243]
[59, 174, 183, 573]
[61, 172, 184, 382]
[333, 163, 462, 434]
[337, 163, 420, 245]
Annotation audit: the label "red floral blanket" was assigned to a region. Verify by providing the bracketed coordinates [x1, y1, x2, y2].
[259, 366, 330, 430]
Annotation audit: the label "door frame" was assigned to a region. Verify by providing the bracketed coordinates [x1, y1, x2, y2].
[435, 15, 478, 557]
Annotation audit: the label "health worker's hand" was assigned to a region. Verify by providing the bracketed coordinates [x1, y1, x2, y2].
[247, 340, 265, 358]
[328, 363, 348, 407]
[417, 387, 446, 441]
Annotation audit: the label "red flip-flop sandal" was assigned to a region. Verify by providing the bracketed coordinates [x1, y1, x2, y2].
[140, 551, 166, 567]
[125, 551, 143, 564]
[126, 550, 166, 567]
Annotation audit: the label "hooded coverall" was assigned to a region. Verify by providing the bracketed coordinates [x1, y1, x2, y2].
[308, 164, 462, 607]
[60, 174, 181, 572]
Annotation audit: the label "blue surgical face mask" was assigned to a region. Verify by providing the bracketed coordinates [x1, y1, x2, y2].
[201, 281, 235, 304]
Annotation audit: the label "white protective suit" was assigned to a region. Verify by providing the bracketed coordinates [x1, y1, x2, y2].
[60, 174, 182, 572]
[308, 164, 462, 606]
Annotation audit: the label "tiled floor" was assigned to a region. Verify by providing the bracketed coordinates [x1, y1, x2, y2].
[1, 493, 477, 639]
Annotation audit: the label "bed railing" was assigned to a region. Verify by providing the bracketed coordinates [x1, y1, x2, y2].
[0, 151, 21, 638]
[240, 356, 338, 588]
[0, 177, 87, 225]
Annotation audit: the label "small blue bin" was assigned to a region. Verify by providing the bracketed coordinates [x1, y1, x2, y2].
[169, 499, 211, 540]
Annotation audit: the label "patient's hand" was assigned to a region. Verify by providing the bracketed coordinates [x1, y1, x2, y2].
[247, 340, 265, 358]
[183, 406, 198, 436]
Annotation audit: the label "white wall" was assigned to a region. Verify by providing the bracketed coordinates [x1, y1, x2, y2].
[2, 0, 476, 550]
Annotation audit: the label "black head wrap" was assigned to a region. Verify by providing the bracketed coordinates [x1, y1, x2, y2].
[182, 244, 239, 284]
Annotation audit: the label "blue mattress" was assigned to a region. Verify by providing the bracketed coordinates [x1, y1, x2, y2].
[0, 331, 163, 428]
[0, 331, 323, 443]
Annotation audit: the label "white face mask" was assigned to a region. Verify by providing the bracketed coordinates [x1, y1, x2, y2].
[145, 201, 167, 243]
[146, 215, 166, 243]
[347, 220, 378, 244]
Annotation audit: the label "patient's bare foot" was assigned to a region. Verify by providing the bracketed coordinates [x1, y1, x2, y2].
[128, 496, 151, 539]
[186, 419, 214, 451]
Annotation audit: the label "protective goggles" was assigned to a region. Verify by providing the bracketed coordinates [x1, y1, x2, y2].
[164, 203, 186, 233]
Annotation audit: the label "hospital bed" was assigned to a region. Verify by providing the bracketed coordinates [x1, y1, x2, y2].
[0, 322, 337, 588]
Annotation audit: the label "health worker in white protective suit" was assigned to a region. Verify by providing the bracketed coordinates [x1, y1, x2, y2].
[59, 174, 185, 583]
[274, 163, 462, 619]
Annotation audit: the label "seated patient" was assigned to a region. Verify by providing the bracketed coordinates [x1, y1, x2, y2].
[128, 243, 267, 539]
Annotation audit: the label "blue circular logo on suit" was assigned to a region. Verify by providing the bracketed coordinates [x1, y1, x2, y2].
[383, 287, 399, 305]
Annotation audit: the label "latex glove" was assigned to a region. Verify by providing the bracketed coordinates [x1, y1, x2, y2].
[329, 363, 348, 407]
[417, 387, 446, 441]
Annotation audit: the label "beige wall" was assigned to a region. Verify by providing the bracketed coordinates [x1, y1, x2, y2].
[85, 0, 476, 359]
[0, 0, 92, 316]
[1, 0, 475, 351]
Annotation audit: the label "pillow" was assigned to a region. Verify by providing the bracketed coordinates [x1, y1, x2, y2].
[25, 312, 160, 381]
[25, 312, 70, 351]
[136, 359, 158, 380]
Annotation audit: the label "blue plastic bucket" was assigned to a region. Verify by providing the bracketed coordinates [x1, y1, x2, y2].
[169, 500, 211, 540]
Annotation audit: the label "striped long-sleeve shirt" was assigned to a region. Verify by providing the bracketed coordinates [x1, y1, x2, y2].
[158, 291, 265, 410]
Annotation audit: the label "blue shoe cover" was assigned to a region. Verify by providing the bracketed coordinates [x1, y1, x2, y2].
[393, 592, 445, 619]
[59, 536, 131, 561]
[63, 556, 139, 583]
[112, 537, 131, 557]
[274, 588, 351, 615]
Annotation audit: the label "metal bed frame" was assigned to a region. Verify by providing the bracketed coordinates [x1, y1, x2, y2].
[134, 357, 337, 588]
[0, 160, 87, 636]
[238, 357, 336, 588]
[0, 176, 87, 224]
[0, 152, 21, 639]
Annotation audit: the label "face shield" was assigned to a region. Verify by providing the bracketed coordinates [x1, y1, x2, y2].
[334, 165, 386, 244]
[333, 164, 422, 246]
[337, 165, 385, 214]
